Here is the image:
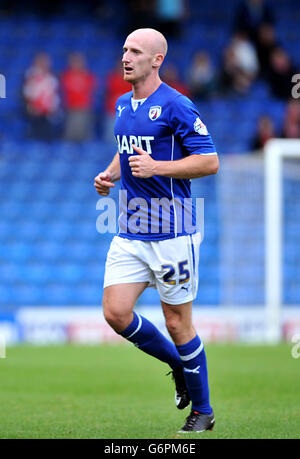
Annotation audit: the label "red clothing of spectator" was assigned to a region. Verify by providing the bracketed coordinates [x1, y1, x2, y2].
[165, 80, 190, 97]
[105, 69, 131, 115]
[24, 63, 59, 116]
[61, 69, 97, 110]
[23, 53, 60, 141]
[161, 64, 190, 98]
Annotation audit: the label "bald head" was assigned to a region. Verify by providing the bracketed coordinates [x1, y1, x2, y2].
[127, 28, 168, 58]
[122, 28, 168, 89]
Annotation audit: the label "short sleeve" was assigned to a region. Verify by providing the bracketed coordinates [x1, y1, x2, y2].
[168, 95, 217, 155]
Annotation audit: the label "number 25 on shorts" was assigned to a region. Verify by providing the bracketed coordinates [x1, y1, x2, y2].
[162, 261, 190, 285]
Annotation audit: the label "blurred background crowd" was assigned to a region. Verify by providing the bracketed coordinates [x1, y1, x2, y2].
[0, 0, 299, 150]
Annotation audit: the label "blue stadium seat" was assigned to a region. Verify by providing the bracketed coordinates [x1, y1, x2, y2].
[2, 243, 33, 262]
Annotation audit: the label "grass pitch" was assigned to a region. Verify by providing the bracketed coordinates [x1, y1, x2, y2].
[0, 343, 299, 439]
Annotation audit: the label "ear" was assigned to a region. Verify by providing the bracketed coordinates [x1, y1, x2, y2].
[153, 53, 164, 69]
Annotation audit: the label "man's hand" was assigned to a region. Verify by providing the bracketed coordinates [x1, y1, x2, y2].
[94, 171, 115, 196]
[128, 145, 156, 178]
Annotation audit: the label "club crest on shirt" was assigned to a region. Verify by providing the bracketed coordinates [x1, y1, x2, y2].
[149, 106, 162, 121]
[194, 117, 208, 135]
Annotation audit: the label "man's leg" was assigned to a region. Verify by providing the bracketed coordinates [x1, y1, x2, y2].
[161, 300, 214, 426]
[102, 283, 182, 370]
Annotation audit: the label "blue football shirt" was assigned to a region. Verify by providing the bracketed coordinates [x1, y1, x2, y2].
[114, 82, 217, 241]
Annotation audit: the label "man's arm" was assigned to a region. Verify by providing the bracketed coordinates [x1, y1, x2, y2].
[153, 153, 219, 179]
[129, 145, 219, 179]
[94, 152, 121, 196]
[104, 152, 121, 182]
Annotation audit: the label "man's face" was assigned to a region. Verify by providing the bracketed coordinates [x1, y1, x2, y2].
[122, 35, 154, 84]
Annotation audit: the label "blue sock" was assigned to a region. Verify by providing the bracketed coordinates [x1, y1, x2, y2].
[120, 312, 181, 370]
[176, 335, 212, 415]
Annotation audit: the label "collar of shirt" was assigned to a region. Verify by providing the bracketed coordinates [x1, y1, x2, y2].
[131, 97, 147, 112]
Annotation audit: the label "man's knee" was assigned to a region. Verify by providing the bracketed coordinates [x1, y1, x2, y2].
[102, 292, 133, 333]
[165, 315, 184, 338]
[164, 307, 195, 345]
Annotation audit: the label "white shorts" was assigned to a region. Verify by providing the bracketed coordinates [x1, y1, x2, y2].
[103, 233, 201, 305]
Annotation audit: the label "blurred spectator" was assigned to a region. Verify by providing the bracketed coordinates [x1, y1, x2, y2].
[23, 52, 60, 141]
[161, 64, 190, 97]
[255, 23, 278, 78]
[187, 51, 216, 100]
[219, 33, 259, 95]
[252, 115, 276, 150]
[155, 0, 186, 38]
[234, 0, 274, 42]
[267, 47, 296, 100]
[232, 32, 259, 76]
[282, 99, 300, 139]
[219, 46, 241, 94]
[61, 52, 97, 142]
[104, 60, 131, 141]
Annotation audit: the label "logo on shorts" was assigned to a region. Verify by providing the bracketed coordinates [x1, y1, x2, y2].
[149, 106, 162, 121]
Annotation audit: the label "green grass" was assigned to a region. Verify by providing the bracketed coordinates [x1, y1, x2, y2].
[0, 343, 299, 439]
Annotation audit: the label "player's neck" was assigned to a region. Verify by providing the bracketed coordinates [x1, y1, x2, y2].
[132, 76, 162, 100]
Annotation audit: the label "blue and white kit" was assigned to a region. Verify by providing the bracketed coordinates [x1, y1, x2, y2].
[104, 82, 217, 303]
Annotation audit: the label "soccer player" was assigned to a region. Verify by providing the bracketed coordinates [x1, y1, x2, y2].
[94, 28, 219, 433]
